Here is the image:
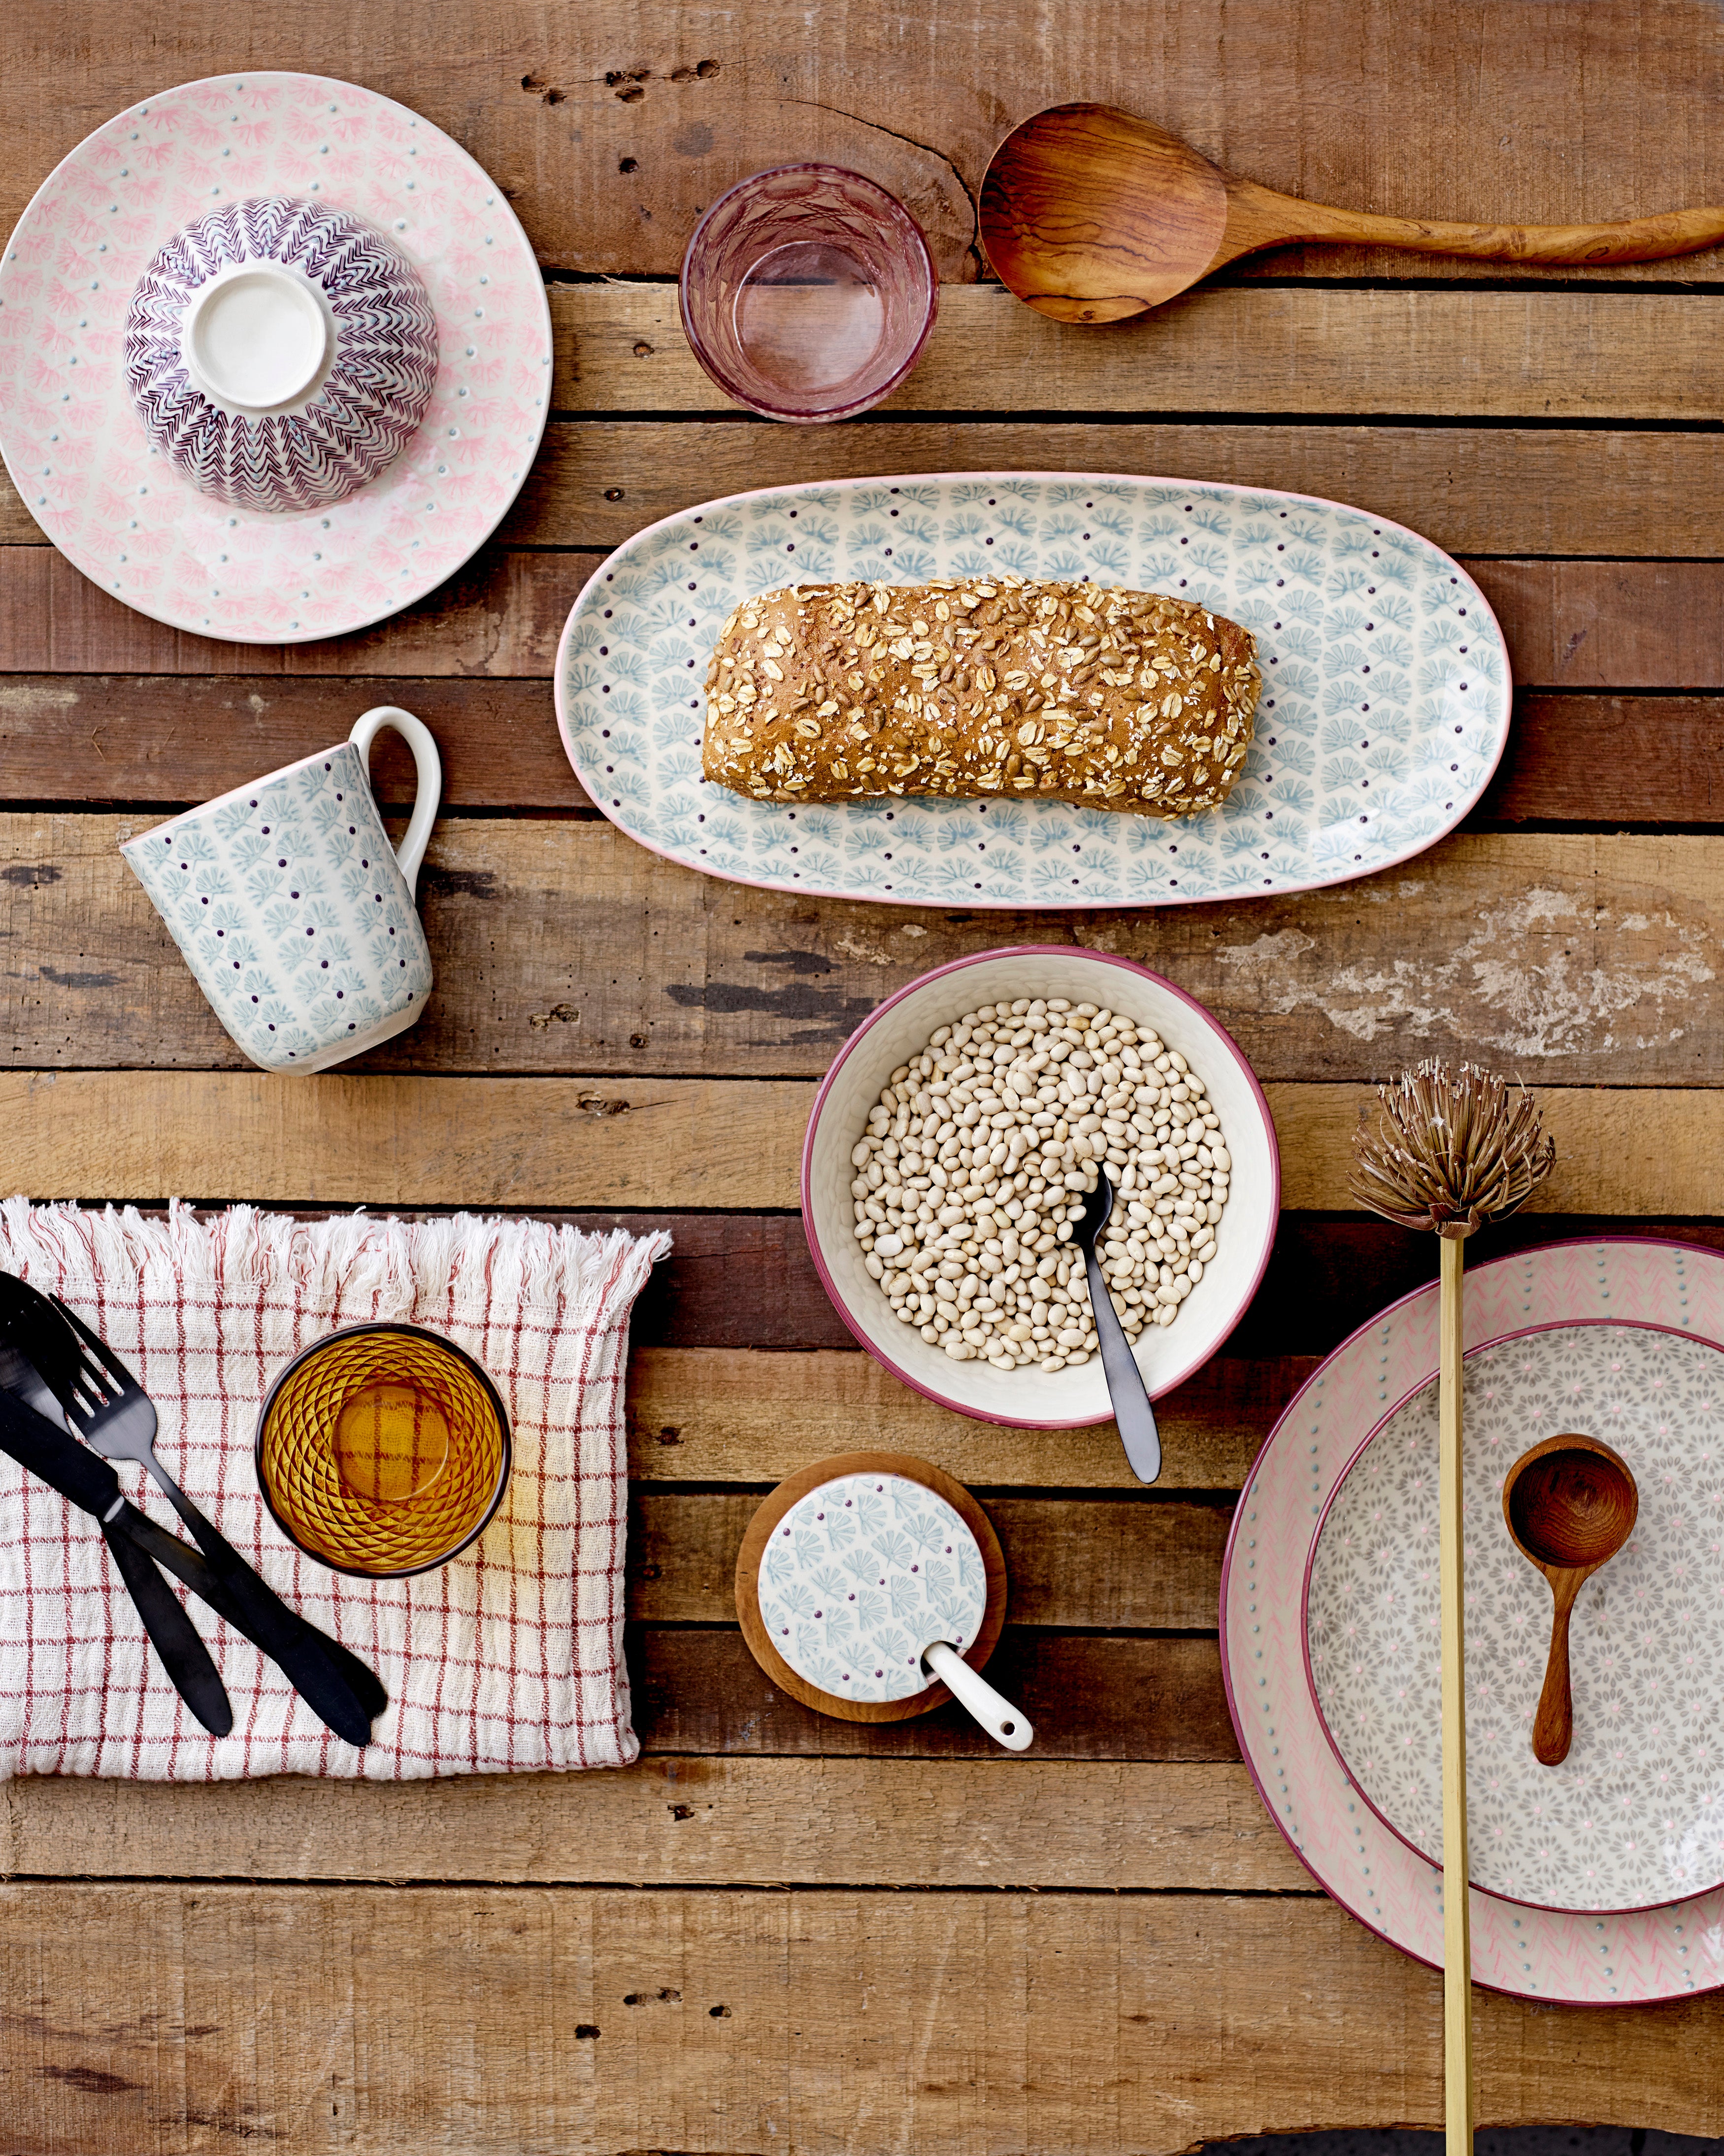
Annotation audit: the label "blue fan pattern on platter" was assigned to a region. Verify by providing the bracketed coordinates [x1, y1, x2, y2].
[556, 473, 1511, 909]
[758, 1472, 988, 1704]
[125, 196, 438, 514]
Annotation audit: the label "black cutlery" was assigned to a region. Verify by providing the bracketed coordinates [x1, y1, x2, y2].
[52, 1297, 385, 1743]
[0, 1273, 385, 1744]
[0, 1286, 233, 1735]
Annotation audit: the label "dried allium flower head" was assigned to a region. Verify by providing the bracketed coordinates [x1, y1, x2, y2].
[1349, 1059, 1555, 1239]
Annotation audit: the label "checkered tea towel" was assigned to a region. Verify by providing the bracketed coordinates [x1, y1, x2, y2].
[0, 1199, 669, 1779]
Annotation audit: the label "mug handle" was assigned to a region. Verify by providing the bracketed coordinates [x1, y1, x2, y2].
[348, 705, 442, 903]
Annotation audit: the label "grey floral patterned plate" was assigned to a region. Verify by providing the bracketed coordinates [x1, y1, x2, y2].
[553, 471, 1511, 909]
[1306, 1321, 1724, 1915]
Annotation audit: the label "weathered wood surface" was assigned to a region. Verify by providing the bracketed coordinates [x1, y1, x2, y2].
[2, 1881, 1723, 2156]
[11, 0, 1724, 289]
[7, 5, 1724, 2145]
[564, 284, 1724, 420]
[13, 420, 1724, 555]
[16, 818, 1724, 1083]
[614, 1212, 1724, 1361]
[634, 1629, 1236, 1759]
[6, 550, 1724, 701]
[0, 1758, 1305, 1891]
[623, 1347, 1301, 1488]
[8, 680, 1724, 829]
[5, 1068, 1718, 1212]
[631, 1491, 1230, 1627]
[496, 422, 1724, 558]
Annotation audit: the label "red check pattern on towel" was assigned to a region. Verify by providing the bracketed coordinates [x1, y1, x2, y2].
[0, 1200, 669, 1779]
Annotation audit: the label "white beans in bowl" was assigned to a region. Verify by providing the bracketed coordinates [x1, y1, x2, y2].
[850, 995, 1228, 1372]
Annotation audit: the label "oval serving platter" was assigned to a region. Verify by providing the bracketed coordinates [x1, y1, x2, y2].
[554, 470, 1510, 910]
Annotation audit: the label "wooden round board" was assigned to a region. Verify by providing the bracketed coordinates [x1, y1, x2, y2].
[735, 1451, 1008, 1723]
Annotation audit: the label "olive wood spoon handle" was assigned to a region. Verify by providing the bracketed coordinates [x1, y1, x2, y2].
[1212, 175, 1724, 273]
[1530, 1565, 1589, 1766]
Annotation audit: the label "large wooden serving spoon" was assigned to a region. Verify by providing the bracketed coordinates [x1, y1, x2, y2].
[980, 103, 1724, 323]
[1500, 1431, 1638, 1768]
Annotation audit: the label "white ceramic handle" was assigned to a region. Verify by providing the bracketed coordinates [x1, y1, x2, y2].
[348, 704, 442, 903]
[923, 1640, 1033, 1752]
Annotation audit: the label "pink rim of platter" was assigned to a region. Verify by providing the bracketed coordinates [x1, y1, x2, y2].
[553, 470, 1512, 911]
[1303, 1316, 1724, 1917]
[0, 72, 552, 643]
[798, 945, 1280, 1430]
[1221, 1236, 1724, 2004]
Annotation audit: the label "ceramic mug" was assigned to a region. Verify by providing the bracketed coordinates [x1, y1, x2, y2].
[123, 707, 441, 1074]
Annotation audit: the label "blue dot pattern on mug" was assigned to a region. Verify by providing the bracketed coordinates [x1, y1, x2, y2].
[123, 741, 432, 1072]
[758, 1472, 988, 1703]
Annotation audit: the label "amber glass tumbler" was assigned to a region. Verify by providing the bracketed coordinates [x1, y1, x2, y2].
[256, 1324, 510, 1577]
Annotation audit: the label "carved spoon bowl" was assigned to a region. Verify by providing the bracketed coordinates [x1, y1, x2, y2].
[1500, 1431, 1638, 1767]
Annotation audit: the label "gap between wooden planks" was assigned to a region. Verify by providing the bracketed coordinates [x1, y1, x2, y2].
[1, 1880, 1721, 2155]
[3, 548, 1724, 692]
[11, 422, 1724, 555]
[13, 820, 1724, 1084]
[3, 1068, 1714, 1212]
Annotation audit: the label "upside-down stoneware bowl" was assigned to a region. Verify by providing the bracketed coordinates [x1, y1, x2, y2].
[125, 194, 438, 514]
[801, 945, 1279, 1428]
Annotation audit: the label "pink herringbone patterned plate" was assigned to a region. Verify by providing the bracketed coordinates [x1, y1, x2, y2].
[1221, 1237, 1724, 2002]
[0, 73, 550, 642]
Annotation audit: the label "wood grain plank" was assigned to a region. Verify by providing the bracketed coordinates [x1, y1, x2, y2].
[14, 423, 1724, 555]
[3, 556, 1724, 698]
[562, 283, 1724, 421]
[18, 818, 1724, 1085]
[0, 542, 596, 677]
[632, 1630, 1236, 1761]
[0, 675, 590, 810]
[624, 1347, 1302, 1489]
[10, 681, 1724, 829]
[3, 1880, 1724, 2156]
[9, 0, 1724, 291]
[495, 421, 1724, 558]
[1483, 697, 1724, 823]
[5, 1070, 1719, 1213]
[630, 1492, 1229, 1628]
[0, 1758, 1306, 1891]
[613, 1212, 1724, 1360]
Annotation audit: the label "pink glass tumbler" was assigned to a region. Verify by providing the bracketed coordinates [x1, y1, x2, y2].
[679, 165, 937, 422]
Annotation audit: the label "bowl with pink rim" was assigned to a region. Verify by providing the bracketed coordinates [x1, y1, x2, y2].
[800, 945, 1279, 1428]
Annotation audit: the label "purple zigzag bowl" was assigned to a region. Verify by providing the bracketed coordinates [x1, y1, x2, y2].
[125, 195, 439, 515]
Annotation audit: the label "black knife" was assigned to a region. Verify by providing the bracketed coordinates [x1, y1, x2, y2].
[0, 1383, 234, 1736]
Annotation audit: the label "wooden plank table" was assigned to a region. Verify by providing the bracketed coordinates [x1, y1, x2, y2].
[6, 2, 1724, 2147]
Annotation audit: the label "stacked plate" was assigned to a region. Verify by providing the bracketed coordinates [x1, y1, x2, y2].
[1221, 1237, 1724, 2004]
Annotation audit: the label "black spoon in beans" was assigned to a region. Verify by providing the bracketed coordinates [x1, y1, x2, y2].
[1071, 1167, 1161, 1484]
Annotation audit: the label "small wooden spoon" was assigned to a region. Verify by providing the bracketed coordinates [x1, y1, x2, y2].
[1500, 1432, 1638, 1768]
[980, 103, 1724, 324]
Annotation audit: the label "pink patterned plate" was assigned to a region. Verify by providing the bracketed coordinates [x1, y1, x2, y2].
[1305, 1319, 1724, 1916]
[1221, 1238, 1724, 2001]
[0, 72, 551, 642]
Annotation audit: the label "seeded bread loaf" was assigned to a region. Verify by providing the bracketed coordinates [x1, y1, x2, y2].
[702, 576, 1260, 816]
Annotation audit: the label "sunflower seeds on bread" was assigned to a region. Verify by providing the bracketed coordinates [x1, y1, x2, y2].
[702, 576, 1260, 817]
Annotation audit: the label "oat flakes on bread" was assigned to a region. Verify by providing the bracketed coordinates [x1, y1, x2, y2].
[701, 576, 1260, 817]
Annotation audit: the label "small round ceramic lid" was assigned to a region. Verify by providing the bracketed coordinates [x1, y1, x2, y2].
[757, 1470, 988, 1703]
